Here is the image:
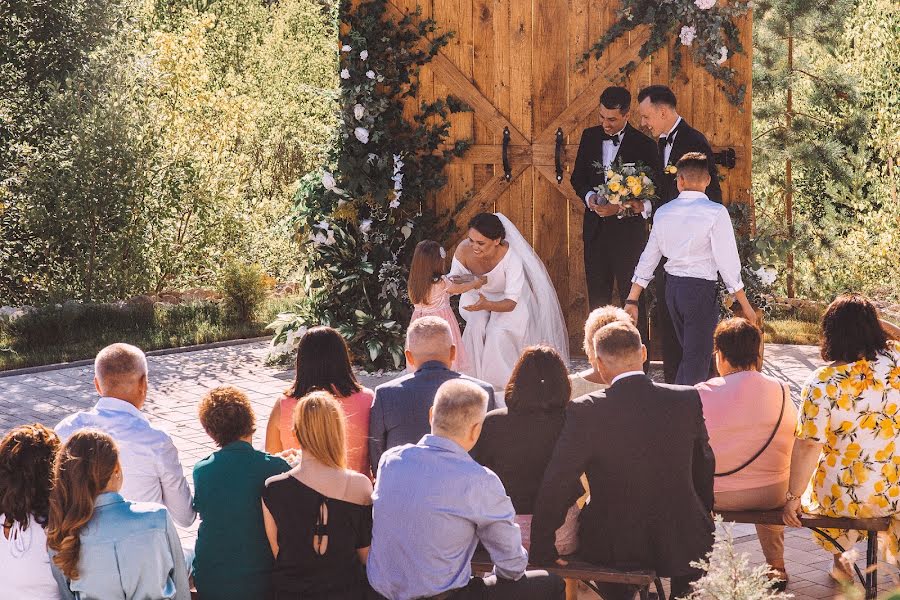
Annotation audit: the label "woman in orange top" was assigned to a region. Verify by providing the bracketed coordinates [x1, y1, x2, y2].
[265, 326, 374, 477]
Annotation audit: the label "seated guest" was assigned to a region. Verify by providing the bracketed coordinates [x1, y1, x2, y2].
[570, 306, 632, 398]
[471, 345, 580, 552]
[262, 391, 374, 599]
[54, 343, 195, 527]
[265, 326, 374, 476]
[697, 318, 797, 588]
[784, 294, 900, 582]
[368, 379, 565, 600]
[0, 424, 61, 600]
[532, 322, 714, 600]
[368, 316, 494, 475]
[193, 386, 291, 600]
[471, 346, 581, 600]
[47, 429, 190, 600]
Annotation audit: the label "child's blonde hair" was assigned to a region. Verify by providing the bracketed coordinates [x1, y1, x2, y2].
[408, 240, 445, 305]
[292, 391, 348, 470]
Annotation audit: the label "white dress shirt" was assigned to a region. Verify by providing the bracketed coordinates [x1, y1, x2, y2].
[610, 371, 646, 385]
[631, 191, 744, 293]
[660, 117, 683, 166]
[55, 397, 196, 527]
[584, 127, 652, 219]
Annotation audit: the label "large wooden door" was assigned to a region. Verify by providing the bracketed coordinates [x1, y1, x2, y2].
[387, 0, 752, 344]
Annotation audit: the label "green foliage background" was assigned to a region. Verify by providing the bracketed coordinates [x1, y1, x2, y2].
[1, 0, 338, 305]
[752, 0, 900, 301]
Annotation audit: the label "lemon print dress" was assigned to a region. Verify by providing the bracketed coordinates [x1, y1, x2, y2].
[796, 340, 900, 559]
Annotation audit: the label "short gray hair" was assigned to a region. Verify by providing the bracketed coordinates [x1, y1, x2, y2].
[406, 316, 453, 358]
[95, 343, 148, 387]
[583, 305, 631, 360]
[593, 321, 642, 364]
[432, 379, 488, 437]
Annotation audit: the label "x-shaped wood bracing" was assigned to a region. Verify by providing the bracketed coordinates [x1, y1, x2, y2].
[383, 1, 649, 211]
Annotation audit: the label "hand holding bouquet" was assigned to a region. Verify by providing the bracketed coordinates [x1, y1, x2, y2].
[591, 161, 657, 218]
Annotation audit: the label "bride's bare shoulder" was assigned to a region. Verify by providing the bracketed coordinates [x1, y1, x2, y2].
[454, 240, 473, 261]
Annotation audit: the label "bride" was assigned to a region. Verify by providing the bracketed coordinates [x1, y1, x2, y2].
[449, 212, 569, 390]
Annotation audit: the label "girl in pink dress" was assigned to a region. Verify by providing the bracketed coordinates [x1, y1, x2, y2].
[407, 240, 485, 373]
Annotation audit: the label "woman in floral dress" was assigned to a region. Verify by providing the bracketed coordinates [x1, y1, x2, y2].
[784, 294, 900, 581]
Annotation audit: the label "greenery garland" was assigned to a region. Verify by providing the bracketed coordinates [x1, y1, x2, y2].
[268, 0, 470, 370]
[583, 0, 751, 106]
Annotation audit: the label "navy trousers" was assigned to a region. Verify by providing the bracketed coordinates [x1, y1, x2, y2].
[664, 274, 718, 385]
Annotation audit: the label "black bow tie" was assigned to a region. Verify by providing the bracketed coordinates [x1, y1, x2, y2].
[602, 132, 622, 146]
[659, 130, 677, 148]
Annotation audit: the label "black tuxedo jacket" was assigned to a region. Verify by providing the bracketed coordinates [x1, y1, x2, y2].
[570, 123, 660, 240]
[656, 119, 722, 212]
[530, 374, 715, 576]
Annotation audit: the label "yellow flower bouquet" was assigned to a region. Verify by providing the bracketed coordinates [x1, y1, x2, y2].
[591, 160, 657, 218]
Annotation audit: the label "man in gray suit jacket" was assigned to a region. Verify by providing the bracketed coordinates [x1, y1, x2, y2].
[369, 316, 495, 475]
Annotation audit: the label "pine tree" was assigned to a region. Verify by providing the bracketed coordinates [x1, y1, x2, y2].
[751, 0, 865, 297]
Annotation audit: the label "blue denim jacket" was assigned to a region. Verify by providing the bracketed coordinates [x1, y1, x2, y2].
[50, 492, 189, 600]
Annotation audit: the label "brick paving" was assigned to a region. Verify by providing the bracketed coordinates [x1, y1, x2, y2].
[1, 341, 896, 598]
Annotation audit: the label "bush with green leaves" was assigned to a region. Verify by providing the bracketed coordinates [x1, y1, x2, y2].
[219, 260, 269, 323]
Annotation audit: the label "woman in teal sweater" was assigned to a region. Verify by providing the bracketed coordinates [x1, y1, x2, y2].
[192, 386, 290, 600]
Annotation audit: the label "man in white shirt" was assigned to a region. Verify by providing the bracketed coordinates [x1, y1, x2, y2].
[55, 343, 196, 527]
[624, 153, 757, 385]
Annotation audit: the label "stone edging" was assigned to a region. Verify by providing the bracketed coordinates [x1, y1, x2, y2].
[0, 336, 271, 379]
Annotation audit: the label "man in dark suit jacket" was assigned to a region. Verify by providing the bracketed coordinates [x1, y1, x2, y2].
[368, 316, 494, 475]
[637, 85, 722, 383]
[571, 87, 660, 358]
[530, 321, 714, 600]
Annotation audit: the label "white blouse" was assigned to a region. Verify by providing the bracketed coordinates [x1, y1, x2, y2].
[0, 514, 61, 600]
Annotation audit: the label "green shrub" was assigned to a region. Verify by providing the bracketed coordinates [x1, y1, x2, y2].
[219, 261, 269, 323]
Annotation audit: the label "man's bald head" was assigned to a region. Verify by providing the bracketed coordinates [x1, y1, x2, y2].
[406, 316, 455, 370]
[94, 343, 148, 406]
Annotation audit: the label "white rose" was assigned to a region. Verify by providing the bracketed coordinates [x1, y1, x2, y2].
[353, 104, 365, 120]
[679, 26, 697, 47]
[341, 45, 352, 52]
[389, 199, 400, 209]
[340, 68, 350, 79]
[359, 219, 372, 234]
[324, 230, 336, 246]
[314, 232, 328, 245]
[321, 171, 337, 190]
[316, 220, 330, 230]
[360, 50, 368, 60]
[717, 46, 729, 65]
[354, 127, 370, 144]
[366, 70, 376, 80]
[694, 0, 716, 9]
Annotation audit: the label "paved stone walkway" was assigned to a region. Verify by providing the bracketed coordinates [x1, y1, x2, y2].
[1, 341, 895, 598]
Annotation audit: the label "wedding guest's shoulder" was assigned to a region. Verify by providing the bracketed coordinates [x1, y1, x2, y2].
[375, 372, 416, 392]
[580, 125, 604, 138]
[264, 469, 294, 489]
[460, 374, 494, 395]
[344, 471, 374, 505]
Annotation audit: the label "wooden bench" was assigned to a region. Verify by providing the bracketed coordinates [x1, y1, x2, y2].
[471, 550, 663, 600]
[718, 510, 892, 599]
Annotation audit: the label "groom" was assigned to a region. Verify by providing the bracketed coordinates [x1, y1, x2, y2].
[571, 86, 659, 355]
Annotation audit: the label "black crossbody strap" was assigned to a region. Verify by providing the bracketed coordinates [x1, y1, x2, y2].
[715, 383, 787, 478]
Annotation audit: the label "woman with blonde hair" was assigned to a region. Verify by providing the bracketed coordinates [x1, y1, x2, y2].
[262, 391, 374, 599]
[46, 429, 189, 600]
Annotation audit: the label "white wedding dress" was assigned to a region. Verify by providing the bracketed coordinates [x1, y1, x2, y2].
[450, 213, 569, 391]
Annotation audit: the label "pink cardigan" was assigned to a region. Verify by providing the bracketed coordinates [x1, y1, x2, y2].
[697, 371, 797, 493]
[278, 387, 375, 476]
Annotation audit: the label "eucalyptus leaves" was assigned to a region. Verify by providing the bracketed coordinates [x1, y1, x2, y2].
[268, 0, 470, 369]
[583, 0, 751, 106]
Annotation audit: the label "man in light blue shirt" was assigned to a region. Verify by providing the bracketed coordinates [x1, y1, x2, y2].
[367, 379, 564, 600]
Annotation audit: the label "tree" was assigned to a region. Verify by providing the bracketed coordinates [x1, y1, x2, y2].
[752, 0, 861, 297]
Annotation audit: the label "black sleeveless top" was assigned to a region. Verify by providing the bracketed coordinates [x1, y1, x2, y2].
[262, 476, 373, 599]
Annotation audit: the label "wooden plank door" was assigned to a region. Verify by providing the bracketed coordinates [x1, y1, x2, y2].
[384, 0, 752, 347]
